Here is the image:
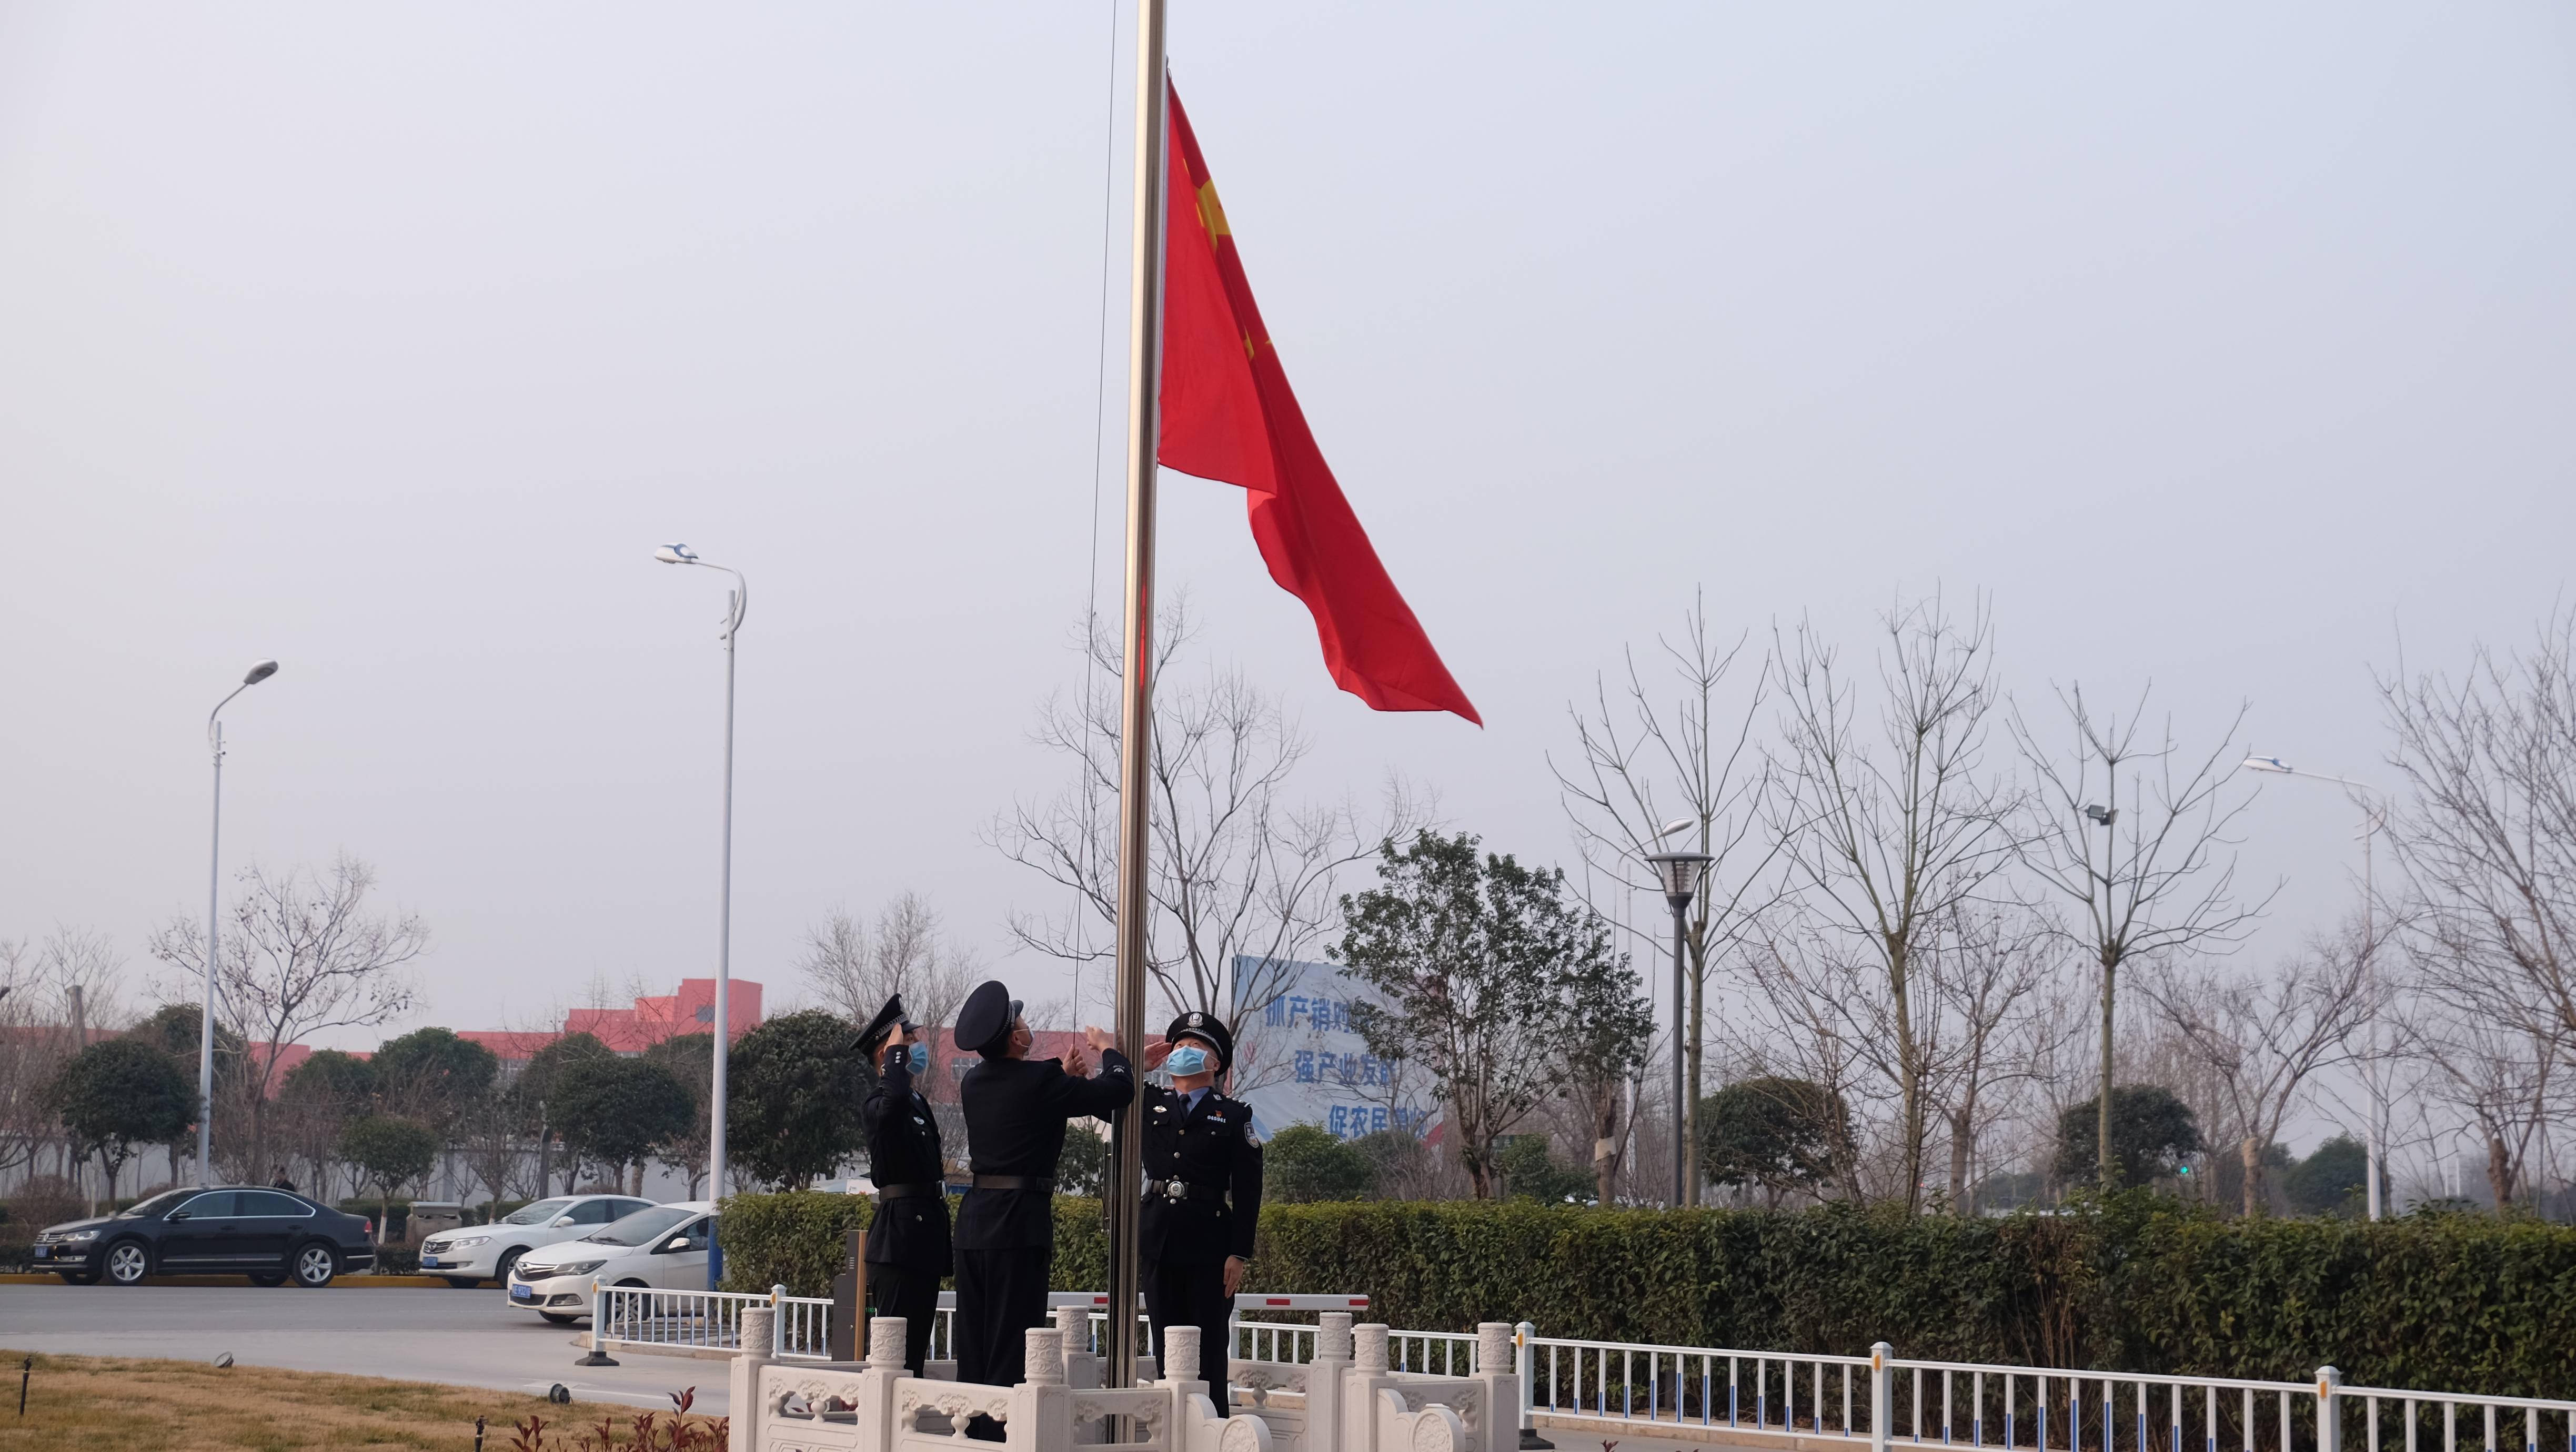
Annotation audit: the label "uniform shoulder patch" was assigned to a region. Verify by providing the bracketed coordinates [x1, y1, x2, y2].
[1243, 1121, 1262, 1147]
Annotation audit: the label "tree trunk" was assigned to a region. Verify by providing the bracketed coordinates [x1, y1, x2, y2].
[2486, 1133, 2515, 1211]
[1948, 1103, 1975, 1214]
[1887, 939, 1924, 1213]
[377, 1187, 392, 1246]
[2098, 946, 2119, 1191]
[2240, 1135, 2261, 1217]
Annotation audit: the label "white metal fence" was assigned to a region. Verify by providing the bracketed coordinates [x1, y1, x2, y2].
[580, 1280, 2576, 1452]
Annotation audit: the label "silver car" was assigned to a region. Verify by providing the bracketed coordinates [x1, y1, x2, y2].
[417, 1194, 653, 1288]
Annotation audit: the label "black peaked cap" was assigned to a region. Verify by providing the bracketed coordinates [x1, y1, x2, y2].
[956, 980, 1018, 1056]
[858, 994, 909, 1056]
[1164, 1010, 1234, 1073]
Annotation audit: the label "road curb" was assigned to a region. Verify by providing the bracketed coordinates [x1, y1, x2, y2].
[1, 1272, 470, 1289]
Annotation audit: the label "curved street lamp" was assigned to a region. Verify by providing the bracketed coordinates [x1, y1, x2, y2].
[203, 658, 280, 1185]
[655, 544, 748, 1246]
[2243, 752, 2390, 1219]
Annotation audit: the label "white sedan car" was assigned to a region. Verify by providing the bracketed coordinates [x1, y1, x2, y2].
[508, 1201, 716, 1323]
[417, 1194, 656, 1288]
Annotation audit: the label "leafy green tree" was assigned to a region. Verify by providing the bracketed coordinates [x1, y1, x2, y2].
[371, 1026, 498, 1134]
[1263, 1124, 1376, 1203]
[278, 1048, 377, 1197]
[644, 1033, 715, 1197]
[1495, 1134, 1593, 1204]
[552, 1055, 694, 1195]
[339, 1114, 439, 1244]
[1699, 1076, 1850, 1204]
[2055, 1085, 2203, 1191]
[45, 1040, 194, 1202]
[511, 1031, 615, 1195]
[2286, 1134, 2370, 1217]
[1055, 1120, 1112, 1197]
[726, 1009, 869, 1191]
[132, 1002, 252, 1172]
[1338, 831, 1622, 1198]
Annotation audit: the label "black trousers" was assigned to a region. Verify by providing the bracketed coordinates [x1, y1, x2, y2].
[866, 1260, 942, 1376]
[1144, 1257, 1233, 1417]
[954, 1246, 1052, 1389]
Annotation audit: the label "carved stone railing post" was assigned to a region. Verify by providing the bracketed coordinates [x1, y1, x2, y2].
[1475, 1324, 1519, 1452]
[1012, 1328, 1072, 1452]
[729, 1305, 777, 1448]
[1164, 1325, 1203, 1386]
[1345, 1325, 1394, 1452]
[1354, 1325, 1389, 1374]
[871, 1316, 909, 1369]
[1303, 1313, 1355, 1452]
[1058, 1306, 1103, 1390]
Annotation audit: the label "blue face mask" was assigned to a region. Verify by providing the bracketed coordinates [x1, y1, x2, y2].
[1165, 1045, 1209, 1077]
[907, 1042, 929, 1074]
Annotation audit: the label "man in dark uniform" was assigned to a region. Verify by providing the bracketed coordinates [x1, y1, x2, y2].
[858, 994, 949, 1375]
[953, 980, 1132, 1408]
[1141, 1010, 1262, 1416]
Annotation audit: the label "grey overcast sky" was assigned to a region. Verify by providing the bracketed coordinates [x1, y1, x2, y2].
[3, 4, 2571, 1048]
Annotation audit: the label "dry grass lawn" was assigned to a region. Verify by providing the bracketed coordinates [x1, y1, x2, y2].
[0, 1349, 727, 1450]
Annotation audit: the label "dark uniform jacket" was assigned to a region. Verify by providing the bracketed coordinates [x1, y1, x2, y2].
[859, 1049, 951, 1269]
[1140, 1085, 1262, 1263]
[955, 1050, 1133, 1252]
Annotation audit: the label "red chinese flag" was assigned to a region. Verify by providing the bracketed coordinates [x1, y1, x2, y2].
[1156, 83, 1481, 726]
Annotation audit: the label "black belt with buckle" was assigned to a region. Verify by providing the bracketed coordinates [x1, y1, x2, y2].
[971, 1174, 1051, 1192]
[1150, 1179, 1229, 1204]
[876, 1182, 938, 1200]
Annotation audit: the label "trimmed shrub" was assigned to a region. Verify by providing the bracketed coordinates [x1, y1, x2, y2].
[716, 1189, 2576, 1395]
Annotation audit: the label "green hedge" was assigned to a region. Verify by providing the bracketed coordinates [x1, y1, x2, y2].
[712, 1192, 2576, 1397]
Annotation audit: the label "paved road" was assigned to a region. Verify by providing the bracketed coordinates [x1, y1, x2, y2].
[0, 1285, 736, 1414]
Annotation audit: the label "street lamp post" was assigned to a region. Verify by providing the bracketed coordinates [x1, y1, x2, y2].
[656, 543, 747, 1234]
[203, 659, 279, 1187]
[1645, 836, 1713, 1208]
[2242, 753, 2389, 1219]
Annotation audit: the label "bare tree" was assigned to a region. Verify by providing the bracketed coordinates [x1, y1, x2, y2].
[991, 606, 1422, 1088]
[800, 892, 977, 1041]
[149, 854, 427, 1177]
[2144, 923, 2373, 1215]
[1554, 590, 1776, 1203]
[2010, 687, 2267, 1188]
[2389, 984, 2565, 1210]
[2379, 614, 2576, 1108]
[1921, 898, 2065, 1212]
[1769, 595, 2020, 1212]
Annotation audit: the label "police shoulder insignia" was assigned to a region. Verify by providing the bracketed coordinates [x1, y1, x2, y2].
[1243, 1122, 1262, 1147]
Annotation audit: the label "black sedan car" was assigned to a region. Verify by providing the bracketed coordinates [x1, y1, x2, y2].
[31, 1186, 377, 1287]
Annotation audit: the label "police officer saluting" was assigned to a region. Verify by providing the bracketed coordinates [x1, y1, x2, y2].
[857, 994, 948, 1376]
[1142, 1011, 1263, 1417]
[952, 980, 1133, 1409]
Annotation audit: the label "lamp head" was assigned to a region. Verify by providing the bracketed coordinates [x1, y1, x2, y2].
[243, 660, 279, 686]
[1644, 849, 1714, 906]
[2084, 803, 2116, 828]
[1654, 817, 1695, 841]
[655, 543, 698, 566]
[2242, 755, 2293, 775]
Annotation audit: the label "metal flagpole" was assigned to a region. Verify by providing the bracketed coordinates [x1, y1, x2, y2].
[1107, 0, 1170, 1395]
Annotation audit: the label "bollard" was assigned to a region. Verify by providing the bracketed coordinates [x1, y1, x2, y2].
[576, 1279, 620, 1366]
[1514, 1323, 1551, 1449]
[2316, 1367, 2342, 1452]
[1870, 1343, 1894, 1452]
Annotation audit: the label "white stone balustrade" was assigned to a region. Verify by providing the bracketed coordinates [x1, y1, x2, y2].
[730, 1315, 1512, 1452]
